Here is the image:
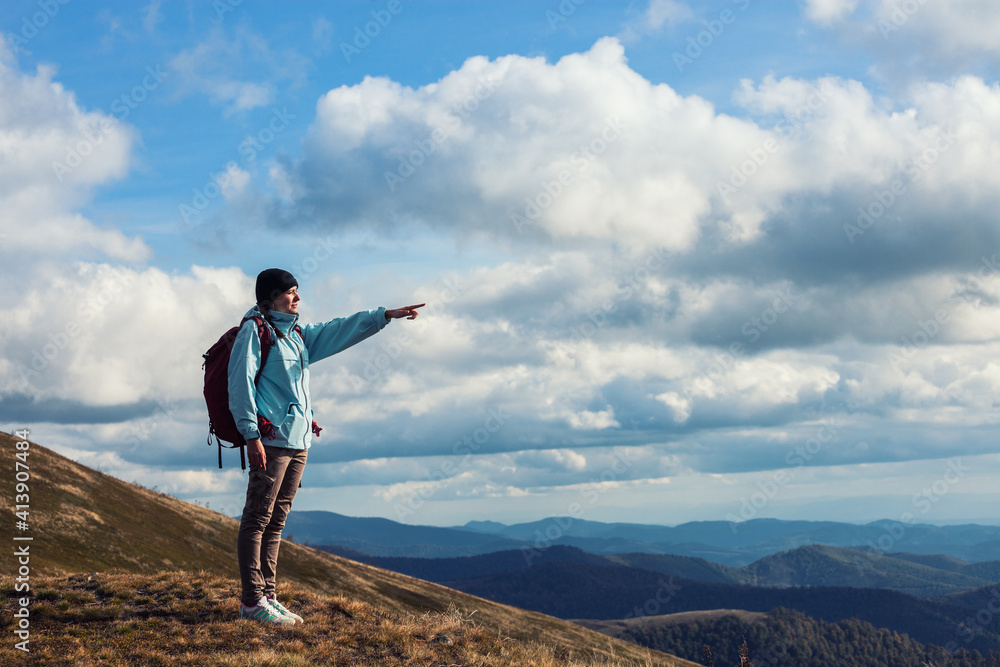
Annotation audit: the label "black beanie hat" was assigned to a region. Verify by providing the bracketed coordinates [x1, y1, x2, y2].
[255, 268, 298, 305]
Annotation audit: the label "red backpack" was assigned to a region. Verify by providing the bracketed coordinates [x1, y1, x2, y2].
[203, 316, 276, 470]
[204, 315, 323, 469]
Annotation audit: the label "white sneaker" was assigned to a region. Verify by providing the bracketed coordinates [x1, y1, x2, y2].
[239, 598, 295, 625]
[266, 595, 304, 624]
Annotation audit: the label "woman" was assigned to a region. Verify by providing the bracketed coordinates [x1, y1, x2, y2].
[228, 268, 423, 625]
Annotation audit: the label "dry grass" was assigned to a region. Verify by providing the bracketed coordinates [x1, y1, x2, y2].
[0, 569, 668, 667]
[0, 433, 695, 666]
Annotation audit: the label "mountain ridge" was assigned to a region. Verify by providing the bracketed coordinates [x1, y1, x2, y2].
[0, 432, 693, 666]
[284, 509, 1000, 564]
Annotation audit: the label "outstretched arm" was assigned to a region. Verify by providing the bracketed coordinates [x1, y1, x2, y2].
[301, 303, 427, 363]
[385, 303, 426, 321]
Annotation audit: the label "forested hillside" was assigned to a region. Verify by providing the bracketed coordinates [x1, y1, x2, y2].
[605, 607, 1000, 667]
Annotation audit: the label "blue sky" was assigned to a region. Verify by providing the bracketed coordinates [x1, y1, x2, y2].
[4, 0, 1000, 528]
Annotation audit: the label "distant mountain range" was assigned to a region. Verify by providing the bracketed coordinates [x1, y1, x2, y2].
[3, 433, 689, 667]
[325, 543, 1000, 655]
[326, 543, 1000, 600]
[284, 511, 1000, 565]
[28, 427, 1000, 665]
[277, 511, 1000, 659]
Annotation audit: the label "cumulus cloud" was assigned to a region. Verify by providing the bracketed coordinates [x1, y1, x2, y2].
[168, 26, 308, 114]
[0, 47, 142, 264]
[6, 23, 1000, 528]
[0, 42, 251, 483]
[270, 39, 1000, 280]
[804, 0, 1000, 81]
[271, 37, 749, 251]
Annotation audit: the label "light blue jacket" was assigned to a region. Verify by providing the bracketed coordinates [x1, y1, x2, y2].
[227, 305, 388, 449]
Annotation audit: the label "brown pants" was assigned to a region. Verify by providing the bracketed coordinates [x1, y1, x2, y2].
[237, 445, 308, 606]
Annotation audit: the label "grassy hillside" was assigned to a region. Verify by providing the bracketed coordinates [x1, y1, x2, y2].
[0, 432, 695, 666]
[0, 569, 672, 666]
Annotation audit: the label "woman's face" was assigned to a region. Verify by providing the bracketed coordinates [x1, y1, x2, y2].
[271, 287, 300, 315]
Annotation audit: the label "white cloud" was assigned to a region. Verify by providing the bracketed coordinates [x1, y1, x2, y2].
[645, 0, 694, 29]
[275, 39, 1000, 259]
[141, 1, 163, 33]
[802, 0, 858, 25]
[0, 46, 145, 264]
[805, 0, 1000, 81]
[868, 0, 1000, 57]
[1, 264, 250, 406]
[276, 37, 755, 250]
[567, 409, 619, 431]
[655, 391, 692, 423]
[8, 26, 1000, 528]
[311, 17, 334, 54]
[168, 26, 308, 114]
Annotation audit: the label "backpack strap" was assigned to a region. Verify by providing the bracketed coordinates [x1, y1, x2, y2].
[242, 316, 276, 379]
[225, 316, 277, 471]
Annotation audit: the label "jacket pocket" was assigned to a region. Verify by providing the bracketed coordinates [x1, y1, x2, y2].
[283, 403, 309, 446]
[258, 398, 290, 426]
